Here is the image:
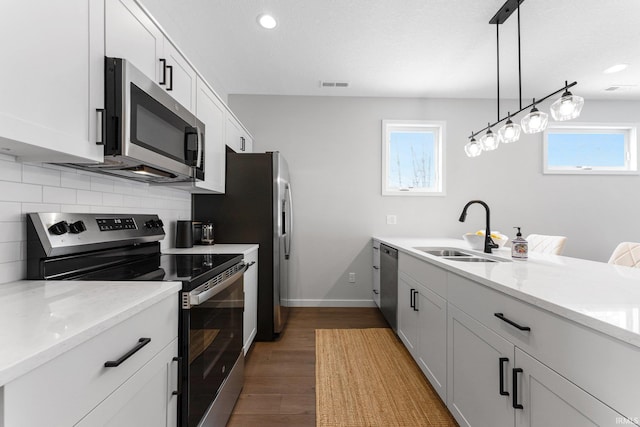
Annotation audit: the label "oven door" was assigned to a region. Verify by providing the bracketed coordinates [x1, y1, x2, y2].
[179, 265, 245, 427]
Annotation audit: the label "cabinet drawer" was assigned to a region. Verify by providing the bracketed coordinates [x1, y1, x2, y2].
[399, 253, 447, 297]
[448, 273, 640, 420]
[4, 294, 178, 427]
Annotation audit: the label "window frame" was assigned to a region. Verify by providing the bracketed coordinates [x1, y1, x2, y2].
[542, 122, 638, 175]
[381, 120, 446, 196]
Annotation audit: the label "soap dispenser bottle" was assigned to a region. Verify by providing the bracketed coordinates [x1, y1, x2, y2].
[512, 227, 528, 260]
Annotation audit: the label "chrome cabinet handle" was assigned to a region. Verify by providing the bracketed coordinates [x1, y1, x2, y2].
[104, 337, 151, 367]
[96, 109, 105, 145]
[494, 313, 531, 331]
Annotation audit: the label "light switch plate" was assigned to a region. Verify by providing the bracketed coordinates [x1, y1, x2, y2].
[386, 215, 397, 225]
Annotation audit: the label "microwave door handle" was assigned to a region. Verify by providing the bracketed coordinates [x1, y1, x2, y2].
[196, 126, 203, 168]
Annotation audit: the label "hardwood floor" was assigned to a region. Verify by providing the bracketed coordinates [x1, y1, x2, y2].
[226, 307, 389, 426]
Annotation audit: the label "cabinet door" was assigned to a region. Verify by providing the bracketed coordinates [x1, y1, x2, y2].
[372, 241, 381, 307]
[243, 249, 259, 355]
[225, 114, 244, 152]
[416, 287, 447, 402]
[397, 275, 419, 355]
[514, 348, 630, 427]
[105, 0, 164, 81]
[75, 339, 179, 427]
[0, 0, 104, 163]
[194, 77, 226, 193]
[164, 42, 197, 113]
[447, 304, 514, 427]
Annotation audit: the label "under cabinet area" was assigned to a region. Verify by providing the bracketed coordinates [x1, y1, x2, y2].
[1, 293, 179, 427]
[0, 0, 105, 163]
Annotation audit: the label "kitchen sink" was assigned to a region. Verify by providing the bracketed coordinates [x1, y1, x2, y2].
[414, 246, 510, 263]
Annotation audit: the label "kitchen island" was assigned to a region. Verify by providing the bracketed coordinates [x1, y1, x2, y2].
[374, 236, 640, 427]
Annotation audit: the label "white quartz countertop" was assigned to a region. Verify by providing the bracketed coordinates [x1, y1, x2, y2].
[375, 237, 640, 349]
[163, 243, 259, 255]
[0, 280, 181, 386]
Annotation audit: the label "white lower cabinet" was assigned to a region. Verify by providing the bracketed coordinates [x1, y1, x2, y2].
[397, 272, 447, 401]
[2, 294, 179, 427]
[243, 247, 259, 354]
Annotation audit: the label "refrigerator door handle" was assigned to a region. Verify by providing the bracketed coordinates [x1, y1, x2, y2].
[284, 183, 293, 260]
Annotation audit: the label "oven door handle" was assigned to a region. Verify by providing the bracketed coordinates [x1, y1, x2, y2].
[186, 263, 247, 307]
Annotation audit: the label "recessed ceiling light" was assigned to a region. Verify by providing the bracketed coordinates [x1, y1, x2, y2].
[603, 64, 628, 74]
[257, 14, 277, 29]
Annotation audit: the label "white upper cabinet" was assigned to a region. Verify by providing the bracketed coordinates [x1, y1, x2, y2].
[226, 114, 253, 153]
[194, 77, 226, 193]
[106, 0, 197, 112]
[0, 0, 105, 163]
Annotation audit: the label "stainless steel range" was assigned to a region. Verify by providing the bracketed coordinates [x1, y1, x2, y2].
[26, 212, 246, 427]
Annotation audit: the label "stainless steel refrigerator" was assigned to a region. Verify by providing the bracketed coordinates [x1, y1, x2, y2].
[193, 151, 292, 341]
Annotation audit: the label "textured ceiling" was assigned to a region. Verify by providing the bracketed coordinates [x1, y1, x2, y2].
[139, 0, 640, 100]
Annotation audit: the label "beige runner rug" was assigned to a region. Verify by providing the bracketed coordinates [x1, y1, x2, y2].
[316, 328, 457, 427]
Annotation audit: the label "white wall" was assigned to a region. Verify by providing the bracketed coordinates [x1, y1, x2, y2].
[0, 154, 191, 284]
[229, 94, 640, 306]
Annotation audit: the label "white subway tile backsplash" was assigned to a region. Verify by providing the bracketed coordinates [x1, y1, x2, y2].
[0, 182, 42, 203]
[103, 193, 124, 207]
[0, 202, 22, 222]
[0, 222, 25, 242]
[77, 190, 103, 206]
[90, 176, 114, 193]
[23, 164, 61, 186]
[60, 171, 91, 190]
[0, 242, 21, 263]
[0, 161, 192, 284]
[43, 187, 77, 204]
[0, 159, 22, 182]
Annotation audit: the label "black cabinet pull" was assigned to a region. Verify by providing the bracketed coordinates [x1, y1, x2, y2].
[494, 313, 531, 331]
[104, 338, 151, 367]
[172, 356, 183, 396]
[412, 289, 419, 311]
[240, 136, 246, 151]
[512, 368, 524, 409]
[373, 289, 379, 295]
[166, 65, 173, 91]
[373, 265, 379, 270]
[159, 58, 167, 85]
[499, 357, 509, 396]
[410, 289, 415, 309]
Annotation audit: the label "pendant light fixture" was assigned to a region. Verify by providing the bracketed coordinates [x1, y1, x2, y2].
[521, 99, 549, 134]
[498, 112, 521, 143]
[480, 123, 500, 151]
[550, 81, 585, 121]
[465, 0, 583, 157]
[464, 134, 482, 157]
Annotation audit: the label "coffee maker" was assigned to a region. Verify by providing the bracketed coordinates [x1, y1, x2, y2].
[175, 221, 214, 247]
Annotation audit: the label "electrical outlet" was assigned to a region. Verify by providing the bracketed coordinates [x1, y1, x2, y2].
[386, 215, 397, 225]
[348, 272, 356, 283]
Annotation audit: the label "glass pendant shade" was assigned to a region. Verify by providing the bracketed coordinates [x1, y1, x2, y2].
[498, 116, 521, 143]
[464, 138, 482, 157]
[480, 127, 500, 151]
[521, 105, 548, 134]
[550, 91, 584, 121]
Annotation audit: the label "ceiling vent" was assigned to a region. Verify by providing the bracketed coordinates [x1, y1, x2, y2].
[320, 81, 350, 88]
[605, 85, 636, 92]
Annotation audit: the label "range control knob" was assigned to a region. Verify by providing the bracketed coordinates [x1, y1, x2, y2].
[69, 220, 87, 234]
[155, 219, 164, 228]
[145, 220, 154, 229]
[48, 221, 69, 235]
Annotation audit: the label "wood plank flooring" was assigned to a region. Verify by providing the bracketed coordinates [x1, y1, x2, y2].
[226, 307, 389, 427]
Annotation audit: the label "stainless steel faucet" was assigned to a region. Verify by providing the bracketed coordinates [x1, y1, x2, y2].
[458, 200, 499, 254]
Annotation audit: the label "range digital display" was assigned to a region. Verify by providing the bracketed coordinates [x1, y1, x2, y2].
[97, 217, 137, 231]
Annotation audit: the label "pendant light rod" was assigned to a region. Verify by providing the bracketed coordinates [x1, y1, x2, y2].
[469, 81, 577, 139]
[489, 0, 526, 24]
[496, 23, 500, 121]
[517, 1, 522, 110]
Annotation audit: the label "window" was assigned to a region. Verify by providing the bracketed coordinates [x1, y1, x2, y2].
[382, 120, 445, 195]
[543, 123, 637, 174]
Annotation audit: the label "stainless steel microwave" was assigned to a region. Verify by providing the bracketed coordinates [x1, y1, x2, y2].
[66, 57, 204, 183]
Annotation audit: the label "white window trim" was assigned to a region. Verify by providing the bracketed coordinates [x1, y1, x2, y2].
[542, 122, 638, 175]
[382, 120, 446, 196]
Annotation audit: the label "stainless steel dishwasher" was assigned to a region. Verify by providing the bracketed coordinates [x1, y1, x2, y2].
[379, 244, 398, 331]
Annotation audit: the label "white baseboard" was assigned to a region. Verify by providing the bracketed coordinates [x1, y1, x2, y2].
[285, 299, 377, 308]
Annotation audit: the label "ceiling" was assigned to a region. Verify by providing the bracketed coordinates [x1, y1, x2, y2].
[140, 0, 640, 101]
